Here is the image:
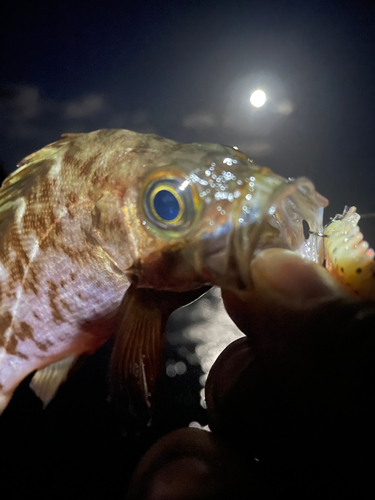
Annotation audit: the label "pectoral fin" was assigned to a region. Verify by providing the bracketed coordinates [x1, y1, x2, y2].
[110, 285, 209, 426]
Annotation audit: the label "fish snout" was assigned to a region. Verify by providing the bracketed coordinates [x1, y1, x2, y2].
[226, 177, 328, 290]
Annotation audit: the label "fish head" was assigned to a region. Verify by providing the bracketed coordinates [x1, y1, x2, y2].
[124, 139, 328, 291]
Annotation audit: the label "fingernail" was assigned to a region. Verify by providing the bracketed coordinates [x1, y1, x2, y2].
[251, 248, 346, 302]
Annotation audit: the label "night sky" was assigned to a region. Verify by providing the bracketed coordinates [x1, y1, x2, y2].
[1, 1, 375, 495]
[1, 0, 375, 226]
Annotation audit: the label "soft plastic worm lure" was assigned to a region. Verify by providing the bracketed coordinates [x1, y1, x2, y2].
[324, 206, 375, 300]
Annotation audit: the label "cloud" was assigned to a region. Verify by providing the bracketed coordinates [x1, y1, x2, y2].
[0, 85, 42, 123]
[277, 99, 294, 115]
[182, 111, 217, 129]
[11, 85, 41, 120]
[0, 84, 157, 173]
[237, 140, 273, 157]
[65, 93, 106, 119]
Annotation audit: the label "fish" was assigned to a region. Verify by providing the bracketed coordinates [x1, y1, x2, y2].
[0, 128, 329, 418]
[324, 206, 375, 300]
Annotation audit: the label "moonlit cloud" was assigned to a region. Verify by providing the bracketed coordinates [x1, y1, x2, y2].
[236, 140, 273, 156]
[0, 85, 41, 125]
[182, 111, 217, 129]
[0, 85, 156, 172]
[277, 99, 294, 115]
[10, 85, 41, 120]
[65, 94, 106, 119]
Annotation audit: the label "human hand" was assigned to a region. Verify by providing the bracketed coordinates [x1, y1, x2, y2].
[127, 249, 375, 499]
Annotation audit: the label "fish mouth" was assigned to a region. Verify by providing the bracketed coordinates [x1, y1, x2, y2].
[224, 176, 328, 290]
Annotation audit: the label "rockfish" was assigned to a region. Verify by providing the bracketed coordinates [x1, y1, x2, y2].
[0, 129, 363, 417]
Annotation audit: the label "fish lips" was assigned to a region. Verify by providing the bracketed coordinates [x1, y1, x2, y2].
[201, 177, 328, 291]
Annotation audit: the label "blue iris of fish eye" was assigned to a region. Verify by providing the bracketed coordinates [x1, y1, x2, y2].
[153, 189, 181, 221]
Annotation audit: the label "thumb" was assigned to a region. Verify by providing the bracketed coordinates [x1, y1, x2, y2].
[222, 248, 349, 338]
[250, 248, 348, 306]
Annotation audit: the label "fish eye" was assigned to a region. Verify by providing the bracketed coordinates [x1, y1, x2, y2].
[143, 175, 198, 231]
[151, 187, 182, 223]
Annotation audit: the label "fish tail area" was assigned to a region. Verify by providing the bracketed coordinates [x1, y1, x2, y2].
[325, 206, 375, 300]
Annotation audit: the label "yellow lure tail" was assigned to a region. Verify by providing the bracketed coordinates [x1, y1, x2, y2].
[324, 206, 375, 300]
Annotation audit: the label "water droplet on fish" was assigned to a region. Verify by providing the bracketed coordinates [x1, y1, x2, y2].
[268, 205, 276, 215]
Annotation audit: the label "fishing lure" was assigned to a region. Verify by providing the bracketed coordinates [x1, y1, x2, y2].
[324, 206, 375, 300]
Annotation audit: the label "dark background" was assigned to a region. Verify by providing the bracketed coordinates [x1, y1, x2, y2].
[1, 0, 375, 497]
[1, 0, 375, 221]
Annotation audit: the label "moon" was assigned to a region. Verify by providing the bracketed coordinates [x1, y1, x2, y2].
[250, 89, 266, 107]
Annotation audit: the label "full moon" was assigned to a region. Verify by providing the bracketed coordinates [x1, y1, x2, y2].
[250, 89, 266, 107]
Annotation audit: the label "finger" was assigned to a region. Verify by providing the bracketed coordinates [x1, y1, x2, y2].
[222, 248, 350, 343]
[126, 428, 258, 499]
[206, 299, 375, 485]
[249, 248, 347, 305]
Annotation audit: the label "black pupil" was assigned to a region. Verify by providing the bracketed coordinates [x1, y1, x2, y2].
[153, 189, 180, 221]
